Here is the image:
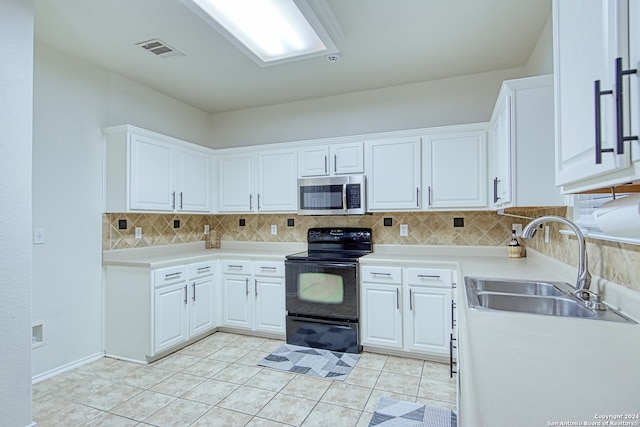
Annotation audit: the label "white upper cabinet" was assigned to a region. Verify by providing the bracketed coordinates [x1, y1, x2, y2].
[489, 76, 564, 208]
[218, 153, 255, 212]
[218, 148, 297, 213]
[554, 0, 640, 192]
[256, 148, 298, 212]
[104, 125, 213, 213]
[365, 138, 422, 211]
[298, 142, 364, 177]
[423, 129, 488, 209]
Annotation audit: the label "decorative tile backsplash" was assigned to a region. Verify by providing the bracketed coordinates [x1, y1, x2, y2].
[103, 208, 640, 292]
[104, 211, 517, 250]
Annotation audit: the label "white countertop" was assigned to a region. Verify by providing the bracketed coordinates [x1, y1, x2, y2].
[102, 241, 306, 268]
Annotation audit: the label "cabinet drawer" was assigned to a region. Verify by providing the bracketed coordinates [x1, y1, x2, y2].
[254, 261, 284, 277]
[222, 259, 252, 275]
[406, 268, 452, 287]
[361, 266, 402, 284]
[153, 265, 187, 286]
[188, 261, 215, 279]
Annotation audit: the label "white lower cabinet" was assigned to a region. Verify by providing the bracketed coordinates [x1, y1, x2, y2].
[104, 261, 216, 363]
[361, 264, 454, 359]
[361, 282, 403, 349]
[222, 259, 285, 335]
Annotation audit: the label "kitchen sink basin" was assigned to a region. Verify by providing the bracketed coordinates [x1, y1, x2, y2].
[472, 278, 566, 296]
[474, 292, 596, 318]
[464, 276, 636, 323]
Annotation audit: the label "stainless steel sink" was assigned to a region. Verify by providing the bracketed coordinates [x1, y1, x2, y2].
[472, 278, 566, 296]
[464, 276, 636, 323]
[475, 293, 596, 318]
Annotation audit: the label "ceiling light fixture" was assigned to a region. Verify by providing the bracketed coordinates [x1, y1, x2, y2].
[181, 0, 340, 66]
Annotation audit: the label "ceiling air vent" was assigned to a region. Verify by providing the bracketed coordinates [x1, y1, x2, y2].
[136, 39, 184, 59]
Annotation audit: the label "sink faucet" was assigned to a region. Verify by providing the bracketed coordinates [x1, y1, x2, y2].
[522, 216, 592, 299]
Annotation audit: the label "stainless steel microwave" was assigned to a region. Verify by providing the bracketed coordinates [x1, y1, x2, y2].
[297, 175, 366, 215]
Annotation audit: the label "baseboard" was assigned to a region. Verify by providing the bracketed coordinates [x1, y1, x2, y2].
[32, 351, 104, 384]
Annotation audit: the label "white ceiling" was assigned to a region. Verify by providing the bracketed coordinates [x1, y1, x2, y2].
[34, 0, 551, 114]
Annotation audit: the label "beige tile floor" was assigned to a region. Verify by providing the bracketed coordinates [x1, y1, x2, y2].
[33, 332, 457, 427]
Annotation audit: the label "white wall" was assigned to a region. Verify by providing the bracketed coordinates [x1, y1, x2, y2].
[31, 43, 212, 378]
[207, 67, 529, 148]
[0, 0, 34, 425]
[525, 15, 554, 76]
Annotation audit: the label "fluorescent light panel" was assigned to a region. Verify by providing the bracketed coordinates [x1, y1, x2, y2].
[183, 0, 338, 65]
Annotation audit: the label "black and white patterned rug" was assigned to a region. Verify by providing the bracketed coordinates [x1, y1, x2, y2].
[257, 344, 359, 381]
[369, 397, 457, 427]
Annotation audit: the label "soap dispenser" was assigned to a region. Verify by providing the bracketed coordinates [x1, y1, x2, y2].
[508, 230, 523, 258]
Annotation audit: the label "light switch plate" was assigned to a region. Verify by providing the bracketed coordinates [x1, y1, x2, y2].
[135, 227, 142, 239]
[400, 224, 409, 236]
[271, 225, 277, 235]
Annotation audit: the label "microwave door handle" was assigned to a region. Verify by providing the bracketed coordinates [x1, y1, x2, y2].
[342, 184, 348, 211]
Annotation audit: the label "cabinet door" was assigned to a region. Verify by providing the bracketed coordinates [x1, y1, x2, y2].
[190, 277, 214, 336]
[424, 131, 487, 209]
[222, 275, 252, 329]
[257, 149, 298, 212]
[254, 277, 285, 333]
[554, 0, 630, 187]
[365, 138, 421, 211]
[154, 283, 188, 353]
[298, 146, 330, 177]
[331, 143, 364, 174]
[177, 148, 211, 212]
[405, 286, 451, 355]
[361, 283, 403, 349]
[218, 154, 254, 212]
[490, 98, 512, 207]
[129, 134, 175, 211]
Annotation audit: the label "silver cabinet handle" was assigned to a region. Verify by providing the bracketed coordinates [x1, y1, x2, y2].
[192, 283, 196, 301]
[172, 191, 176, 210]
[165, 272, 182, 279]
[245, 278, 249, 296]
[257, 193, 260, 211]
[417, 274, 441, 279]
[396, 288, 400, 310]
[324, 155, 328, 174]
[334, 154, 337, 173]
[595, 79, 614, 164]
[249, 194, 252, 210]
[179, 192, 183, 210]
[184, 285, 188, 304]
[371, 272, 392, 278]
[409, 289, 413, 311]
[254, 279, 258, 297]
[227, 265, 243, 269]
[428, 186, 432, 207]
[197, 266, 211, 272]
[416, 187, 419, 207]
[493, 177, 500, 204]
[260, 266, 276, 270]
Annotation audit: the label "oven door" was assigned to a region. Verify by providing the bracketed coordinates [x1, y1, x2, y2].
[285, 260, 359, 320]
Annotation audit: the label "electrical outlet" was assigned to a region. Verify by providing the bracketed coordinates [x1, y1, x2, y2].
[33, 228, 45, 245]
[512, 223, 523, 237]
[400, 224, 409, 236]
[135, 227, 142, 239]
[270, 225, 277, 235]
[204, 225, 210, 235]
